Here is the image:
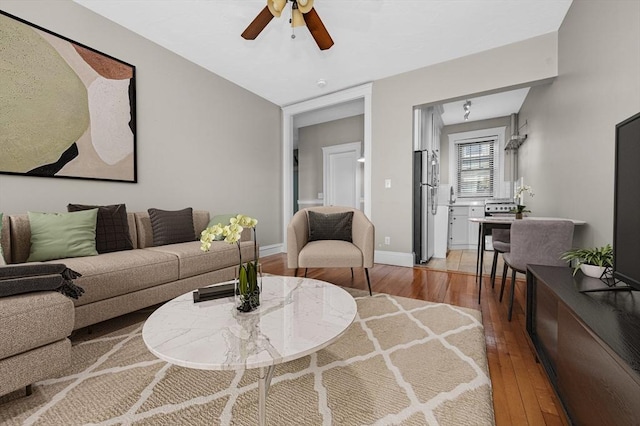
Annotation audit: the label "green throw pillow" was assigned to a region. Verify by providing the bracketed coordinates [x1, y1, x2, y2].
[207, 213, 237, 241]
[0, 213, 5, 266]
[27, 209, 99, 262]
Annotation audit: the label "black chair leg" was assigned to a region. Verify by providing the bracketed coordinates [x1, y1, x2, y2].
[508, 268, 517, 321]
[499, 263, 509, 302]
[294, 268, 298, 277]
[365, 268, 372, 296]
[304, 268, 308, 277]
[490, 250, 499, 289]
[478, 271, 482, 304]
[351, 268, 354, 279]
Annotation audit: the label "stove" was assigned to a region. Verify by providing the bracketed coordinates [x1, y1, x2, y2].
[484, 198, 517, 215]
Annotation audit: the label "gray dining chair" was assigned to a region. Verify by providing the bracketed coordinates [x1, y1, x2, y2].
[500, 220, 574, 321]
[489, 229, 510, 289]
[478, 227, 510, 304]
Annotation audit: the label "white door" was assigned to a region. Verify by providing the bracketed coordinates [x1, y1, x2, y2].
[322, 142, 362, 208]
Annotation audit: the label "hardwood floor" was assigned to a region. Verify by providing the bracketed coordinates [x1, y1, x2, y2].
[260, 254, 569, 426]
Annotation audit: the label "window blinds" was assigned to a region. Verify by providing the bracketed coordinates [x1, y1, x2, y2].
[456, 138, 496, 198]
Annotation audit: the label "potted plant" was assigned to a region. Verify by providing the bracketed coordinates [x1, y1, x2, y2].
[511, 184, 534, 219]
[200, 214, 261, 312]
[561, 244, 613, 277]
[511, 205, 530, 220]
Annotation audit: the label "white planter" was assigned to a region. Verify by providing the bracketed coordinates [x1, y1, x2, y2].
[580, 264, 606, 278]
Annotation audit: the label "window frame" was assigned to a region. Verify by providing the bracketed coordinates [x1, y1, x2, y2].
[448, 126, 506, 199]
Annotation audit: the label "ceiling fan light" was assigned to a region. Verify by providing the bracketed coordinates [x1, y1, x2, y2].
[298, 0, 314, 13]
[273, 0, 286, 12]
[292, 8, 305, 27]
[267, 0, 283, 17]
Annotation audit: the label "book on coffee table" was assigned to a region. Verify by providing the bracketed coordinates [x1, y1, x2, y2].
[193, 282, 235, 303]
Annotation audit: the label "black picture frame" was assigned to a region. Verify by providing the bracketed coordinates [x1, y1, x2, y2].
[0, 10, 137, 183]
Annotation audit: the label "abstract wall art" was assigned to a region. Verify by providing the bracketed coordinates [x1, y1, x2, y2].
[0, 11, 137, 183]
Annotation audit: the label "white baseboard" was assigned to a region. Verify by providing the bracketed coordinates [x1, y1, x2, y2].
[260, 244, 283, 258]
[374, 250, 414, 267]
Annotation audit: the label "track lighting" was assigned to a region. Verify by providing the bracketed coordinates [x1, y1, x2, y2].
[463, 100, 471, 121]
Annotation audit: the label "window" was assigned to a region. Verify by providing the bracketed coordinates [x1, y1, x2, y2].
[456, 138, 496, 198]
[448, 127, 505, 199]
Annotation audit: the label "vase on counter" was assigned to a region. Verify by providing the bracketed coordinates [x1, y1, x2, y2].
[580, 263, 606, 279]
[235, 262, 261, 312]
[515, 212, 523, 219]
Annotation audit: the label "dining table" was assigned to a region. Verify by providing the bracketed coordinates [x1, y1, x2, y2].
[469, 216, 587, 303]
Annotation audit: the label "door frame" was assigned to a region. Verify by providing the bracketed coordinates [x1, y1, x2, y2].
[322, 141, 362, 208]
[281, 84, 372, 251]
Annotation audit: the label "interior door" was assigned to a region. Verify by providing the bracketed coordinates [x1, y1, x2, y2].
[322, 142, 362, 208]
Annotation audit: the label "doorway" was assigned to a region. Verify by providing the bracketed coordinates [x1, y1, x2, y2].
[323, 141, 362, 208]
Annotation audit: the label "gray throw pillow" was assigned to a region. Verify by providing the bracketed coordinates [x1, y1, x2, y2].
[308, 211, 353, 242]
[148, 207, 196, 246]
[68, 203, 134, 253]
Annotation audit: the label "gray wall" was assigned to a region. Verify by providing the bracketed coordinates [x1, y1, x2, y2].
[371, 34, 558, 255]
[518, 0, 640, 248]
[297, 115, 364, 203]
[0, 1, 283, 246]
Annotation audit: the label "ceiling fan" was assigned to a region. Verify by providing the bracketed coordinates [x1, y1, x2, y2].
[241, 0, 334, 50]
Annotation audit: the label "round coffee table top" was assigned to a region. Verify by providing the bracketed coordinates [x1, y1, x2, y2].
[142, 275, 357, 371]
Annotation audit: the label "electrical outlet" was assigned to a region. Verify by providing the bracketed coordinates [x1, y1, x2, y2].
[384, 236, 391, 245]
[384, 179, 391, 189]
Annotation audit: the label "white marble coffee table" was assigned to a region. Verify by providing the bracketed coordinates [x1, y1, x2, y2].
[142, 275, 357, 425]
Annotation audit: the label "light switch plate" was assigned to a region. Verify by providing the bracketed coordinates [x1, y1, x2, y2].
[384, 179, 391, 188]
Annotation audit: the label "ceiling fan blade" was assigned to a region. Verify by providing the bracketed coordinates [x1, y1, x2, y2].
[241, 6, 274, 40]
[303, 8, 334, 50]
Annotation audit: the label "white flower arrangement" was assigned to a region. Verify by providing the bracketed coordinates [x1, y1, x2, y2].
[200, 214, 260, 312]
[200, 214, 258, 251]
[514, 184, 535, 200]
[513, 185, 535, 214]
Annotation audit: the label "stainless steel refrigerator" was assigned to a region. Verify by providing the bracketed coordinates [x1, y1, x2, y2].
[413, 150, 439, 264]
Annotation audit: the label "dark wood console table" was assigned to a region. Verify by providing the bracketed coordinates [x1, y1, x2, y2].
[526, 265, 640, 425]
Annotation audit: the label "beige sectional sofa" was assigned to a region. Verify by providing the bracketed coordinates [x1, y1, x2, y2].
[0, 210, 255, 396]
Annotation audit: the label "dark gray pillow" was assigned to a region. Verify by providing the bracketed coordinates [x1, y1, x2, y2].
[308, 211, 353, 242]
[148, 208, 195, 246]
[67, 203, 133, 253]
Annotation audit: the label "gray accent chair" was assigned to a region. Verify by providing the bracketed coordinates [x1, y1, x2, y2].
[500, 220, 574, 321]
[287, 206, 375, 295]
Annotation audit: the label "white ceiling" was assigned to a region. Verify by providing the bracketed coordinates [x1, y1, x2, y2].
[73, 0, 572, 107]
[440, 87, 531, 126]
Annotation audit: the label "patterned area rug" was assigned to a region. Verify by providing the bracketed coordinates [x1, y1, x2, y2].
[0, 291, 495, 425]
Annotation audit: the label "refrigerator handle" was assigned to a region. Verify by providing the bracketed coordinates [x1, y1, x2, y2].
[431, 186, 438, 215]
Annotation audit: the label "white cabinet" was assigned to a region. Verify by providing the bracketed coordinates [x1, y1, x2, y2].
[449, 206, 469, 249]
[434, 205, 449, 258]
[448, 204, 484, 249]
[468, 206, 484, 248]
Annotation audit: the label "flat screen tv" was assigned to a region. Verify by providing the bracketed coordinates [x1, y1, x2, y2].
[613, 112, 640, 291]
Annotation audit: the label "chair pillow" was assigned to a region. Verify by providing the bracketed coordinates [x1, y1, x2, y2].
[148, 207, 195, 246]
[308, 211, 353, 242]
[27, 209, 99, 262]
[0, 213, 5, 266]
[67, 203, 134, 253]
